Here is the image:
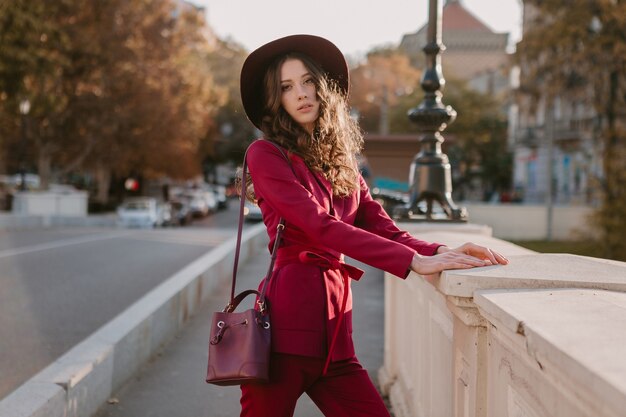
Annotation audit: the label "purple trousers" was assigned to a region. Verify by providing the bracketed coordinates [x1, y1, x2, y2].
[240, 353, 391, 417]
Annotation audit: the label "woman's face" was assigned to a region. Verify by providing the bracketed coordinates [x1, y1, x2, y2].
[279, 58, 319, 134]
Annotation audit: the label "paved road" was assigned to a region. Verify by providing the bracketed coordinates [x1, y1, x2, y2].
[0, 205, 241, 400]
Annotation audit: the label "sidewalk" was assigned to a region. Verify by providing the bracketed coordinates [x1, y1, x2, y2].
[94, 251, 388, 417]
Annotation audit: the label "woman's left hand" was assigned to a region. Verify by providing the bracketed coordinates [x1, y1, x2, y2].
[437, 242, 509, 266]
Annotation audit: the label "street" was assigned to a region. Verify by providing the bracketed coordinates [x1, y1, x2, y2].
[0, 204, 241, 400]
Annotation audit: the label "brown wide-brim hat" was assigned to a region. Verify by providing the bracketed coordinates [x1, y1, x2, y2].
[240, 34, 349, 130]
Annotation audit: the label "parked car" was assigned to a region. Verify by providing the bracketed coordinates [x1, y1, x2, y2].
[184, 191, 210, 217]
[159, 201, 173, 226]
[116, 197, 166, 228]
[169, 198, 192, 226]
[370, 187, 409, 212]
[206, 184, 228, 210]
[243, 200, 263, 222]
[202, 190, 218, 213]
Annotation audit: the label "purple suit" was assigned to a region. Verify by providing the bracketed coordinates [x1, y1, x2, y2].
[246, 138, 442, 365]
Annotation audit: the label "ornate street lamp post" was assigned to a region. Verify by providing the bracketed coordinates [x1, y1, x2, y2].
[394, 0, 467, 222]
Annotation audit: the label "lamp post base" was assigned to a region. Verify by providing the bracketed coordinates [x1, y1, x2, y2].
[393, 203, 467, 223]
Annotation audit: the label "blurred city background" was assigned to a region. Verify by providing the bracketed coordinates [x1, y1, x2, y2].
[0, 0, 624, 258]
[1, 1, 625, 415]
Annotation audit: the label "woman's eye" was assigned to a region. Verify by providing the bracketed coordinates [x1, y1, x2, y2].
[304, 78, 314, 85]
[281, 84, 291, 92]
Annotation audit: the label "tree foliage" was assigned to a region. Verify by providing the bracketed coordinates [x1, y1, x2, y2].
[386, 75, 512, 201]
[201, 38, 256, 168]
[0, 0, 239, 202]
[517, 0, 626, 260]
[349, 47, 512, 201]
[443, 80, 511, 201]
[350, 48, 421, 133]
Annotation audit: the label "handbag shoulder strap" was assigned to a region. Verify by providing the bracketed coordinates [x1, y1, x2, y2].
[228, 139, 292, 312]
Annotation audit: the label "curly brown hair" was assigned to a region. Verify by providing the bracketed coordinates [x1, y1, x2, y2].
[257, 52, 364, 197]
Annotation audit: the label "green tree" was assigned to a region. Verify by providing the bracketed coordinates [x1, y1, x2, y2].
[200, 38, 255, 174]
[350, 48, 422, 134]
[349, 47, 511, 200]
[517, 0, 626, 260]
[388, 77, 512, 201]
[0, 0, 225, 203]
[0, 0, 74, 186]
[66, 0, 223, 202]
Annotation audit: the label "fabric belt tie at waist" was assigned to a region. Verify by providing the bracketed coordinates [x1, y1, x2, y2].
[275, 249, 364, 375]
[275, 248, 364, 281]
[297, 251, 364, 281]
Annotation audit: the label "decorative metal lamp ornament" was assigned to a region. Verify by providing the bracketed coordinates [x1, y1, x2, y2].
[394, 0, 467, 222]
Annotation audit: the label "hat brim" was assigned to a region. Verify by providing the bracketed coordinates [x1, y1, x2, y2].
[240, 34, 349, 130]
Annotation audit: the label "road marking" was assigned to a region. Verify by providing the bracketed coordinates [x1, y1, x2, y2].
[127, 232, 226, 246]
[0, 232, 133, 259]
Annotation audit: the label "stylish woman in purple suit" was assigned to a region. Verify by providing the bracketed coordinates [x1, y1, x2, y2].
[238, 34, 508, 417]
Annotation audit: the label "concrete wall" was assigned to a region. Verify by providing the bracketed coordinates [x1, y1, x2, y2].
[379, 224, 626, 417]
[462, 203, 594, 241]
[12, 191, 88, 217]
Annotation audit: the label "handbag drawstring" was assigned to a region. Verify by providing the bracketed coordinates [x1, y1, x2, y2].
[210, 319, 248, 345]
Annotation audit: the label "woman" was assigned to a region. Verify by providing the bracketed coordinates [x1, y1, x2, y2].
[239, 34, 508, 417]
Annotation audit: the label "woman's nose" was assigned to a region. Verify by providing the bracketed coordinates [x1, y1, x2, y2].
[296, 85, 307, 99]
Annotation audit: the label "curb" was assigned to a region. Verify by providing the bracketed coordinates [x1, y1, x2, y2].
[0, 222, 267, 417]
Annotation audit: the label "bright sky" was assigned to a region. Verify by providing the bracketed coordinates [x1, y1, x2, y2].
[194, 0, 523, 57]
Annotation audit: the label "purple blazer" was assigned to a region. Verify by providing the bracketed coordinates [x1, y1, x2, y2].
[247, 139, 441, 363]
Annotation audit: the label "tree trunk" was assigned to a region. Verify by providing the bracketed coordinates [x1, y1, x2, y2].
[598, 70, 626, 260]
[0, 147, 6, 176]
[37, 146, 52, 190]
[95, 163, 111, 204]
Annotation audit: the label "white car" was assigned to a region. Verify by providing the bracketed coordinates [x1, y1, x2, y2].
[202, 190, 218, 213]
[184, 191, 211, 217]
[243, 200, 263, 222]
[205, 184, 228, 210]
[117, 197, 166, 228]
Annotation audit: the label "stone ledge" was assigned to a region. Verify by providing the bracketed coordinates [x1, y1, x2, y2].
[381, 226, 626, 417]
[439, 254, 626, 298]
[475, 288, 626, 417]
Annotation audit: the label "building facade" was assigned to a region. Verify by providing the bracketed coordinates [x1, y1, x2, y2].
[508, 3, 603, 205]
[399, 0, 510, 98]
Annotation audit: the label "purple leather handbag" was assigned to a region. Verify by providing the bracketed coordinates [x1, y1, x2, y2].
[206, 141, 288, 386]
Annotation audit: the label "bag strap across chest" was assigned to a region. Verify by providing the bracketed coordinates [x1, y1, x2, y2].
[227, 140, 292, 313]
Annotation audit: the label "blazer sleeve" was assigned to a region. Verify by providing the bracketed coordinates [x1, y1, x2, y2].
[247, 140, 416, 278]
[354, 175, 442, 256]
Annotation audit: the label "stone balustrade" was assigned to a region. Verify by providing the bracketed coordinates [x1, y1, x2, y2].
[379, 224, 626, 417]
